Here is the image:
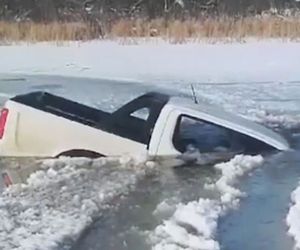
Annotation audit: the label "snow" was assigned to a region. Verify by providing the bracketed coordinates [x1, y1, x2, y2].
[0, 156, 151, 250]
[208, 155, 264, 205]
[1, 40, 300, 84]
[150, 155, 263, 250]
[154, 200, 177, 216]
[287, 184, 300, 249]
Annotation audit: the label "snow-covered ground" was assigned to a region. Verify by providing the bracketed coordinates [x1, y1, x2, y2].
[1, 40, 300, 84]
[1, 40, 300, 250]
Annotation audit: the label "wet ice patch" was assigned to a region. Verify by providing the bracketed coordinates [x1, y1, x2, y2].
[0, 156, 150, 250]
[287, 183, 300, 249]
[149, 155, 264, 250]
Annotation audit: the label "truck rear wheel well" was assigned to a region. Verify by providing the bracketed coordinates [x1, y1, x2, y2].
[56, 149, 105, 159]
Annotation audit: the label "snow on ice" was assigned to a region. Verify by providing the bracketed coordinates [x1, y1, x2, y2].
[287, 183, 300, 249]
[150, 155, 264, 250]
[1, 40, 300, 84]
[0, 156, 151, 250]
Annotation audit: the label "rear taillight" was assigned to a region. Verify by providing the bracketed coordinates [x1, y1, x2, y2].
[0, 108, 9, 139]
[2, 172, 13, 187]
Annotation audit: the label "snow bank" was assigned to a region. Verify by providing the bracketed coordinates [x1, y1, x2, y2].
[0, 156, 151, 250]
[150, 155, 264, 250]
[287, 184, 300, 249]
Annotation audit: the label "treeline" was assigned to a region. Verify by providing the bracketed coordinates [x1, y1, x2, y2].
[0, 0, 300, 22]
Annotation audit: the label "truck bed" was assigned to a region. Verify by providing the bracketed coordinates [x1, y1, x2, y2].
[10, 91, 169, 145]
[11, 91, 111, 128]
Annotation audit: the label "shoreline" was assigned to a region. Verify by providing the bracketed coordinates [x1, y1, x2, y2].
[1, 16, 300, 43]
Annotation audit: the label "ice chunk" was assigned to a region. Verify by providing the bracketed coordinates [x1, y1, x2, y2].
[287, 184, 300, 249]
[150, 155, 264, 250]
[0, 156, 149, 250]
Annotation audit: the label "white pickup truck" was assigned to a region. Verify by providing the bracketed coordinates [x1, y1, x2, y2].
[0, 91, 290, 160]
[0, 91, 291, 188]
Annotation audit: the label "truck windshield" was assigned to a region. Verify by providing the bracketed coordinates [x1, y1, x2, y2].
[173, 115, 271, 154]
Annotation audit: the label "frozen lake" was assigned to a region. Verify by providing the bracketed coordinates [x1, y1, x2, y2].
[71, 140, 300, 250]
[0, 74, 300, 250]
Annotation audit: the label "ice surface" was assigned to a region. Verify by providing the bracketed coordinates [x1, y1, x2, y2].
[150, 155, 264, 250]
[1, 40, 300, 84]
[0, 156, 150, 250]
[1, 40, 300, 249]
[287, 184, 300, 249]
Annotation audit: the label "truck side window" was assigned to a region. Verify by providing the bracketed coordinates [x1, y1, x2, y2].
[173, 115, 244, 153]
[130, 107, 150, 121]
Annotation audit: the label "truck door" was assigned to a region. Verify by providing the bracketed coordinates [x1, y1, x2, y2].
[153, 110, 263, 157]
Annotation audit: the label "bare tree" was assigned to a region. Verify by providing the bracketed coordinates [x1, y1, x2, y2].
[0, 0, 299, 22]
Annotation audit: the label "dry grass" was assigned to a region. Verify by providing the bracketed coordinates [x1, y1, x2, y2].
[110, 16, 300, 43]
[0, 22, 100, 42]
[1, 16, 300, 43]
